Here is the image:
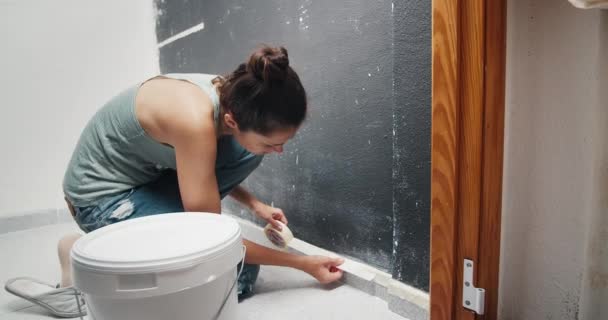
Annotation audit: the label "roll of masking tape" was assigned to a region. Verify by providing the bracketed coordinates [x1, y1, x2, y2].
[264, 221, 293, 249]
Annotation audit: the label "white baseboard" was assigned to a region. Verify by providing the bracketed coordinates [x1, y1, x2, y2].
[225, 213, 429, 320]
[0, 208, 73, 234]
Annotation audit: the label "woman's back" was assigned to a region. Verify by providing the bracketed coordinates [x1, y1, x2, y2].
[62, 73, 227, 207]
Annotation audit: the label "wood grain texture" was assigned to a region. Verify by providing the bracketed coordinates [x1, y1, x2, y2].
[455, 0, 485, 319]
[430, 0, 459, 319]
[431, 0, 506, 319]
[477, 0, 507, 319]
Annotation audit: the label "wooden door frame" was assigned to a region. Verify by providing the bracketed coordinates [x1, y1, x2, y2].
[430, 0, 507, 319]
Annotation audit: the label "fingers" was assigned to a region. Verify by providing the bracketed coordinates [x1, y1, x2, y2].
[303, 256, 346, 284]
[325, 257, 345, 267]
[270, 218, 283, 231]
[278, 210, 288, 224]
[322, 269, 344, 284]
[271, 211, 288, 225]
[322, 256, 346, 281]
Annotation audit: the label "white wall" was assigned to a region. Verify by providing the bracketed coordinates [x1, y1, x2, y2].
[0, 0, 159, 216]
[579, 8, 608, 320]
[500, 1, 607, 319]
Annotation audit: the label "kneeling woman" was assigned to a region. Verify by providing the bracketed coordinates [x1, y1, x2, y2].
[59, 45, 344, 302]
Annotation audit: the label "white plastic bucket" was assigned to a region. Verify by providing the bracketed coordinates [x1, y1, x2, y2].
[71, 212, 243, 320]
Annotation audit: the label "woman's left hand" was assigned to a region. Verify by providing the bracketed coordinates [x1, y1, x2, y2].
[253, 202, 288, 230]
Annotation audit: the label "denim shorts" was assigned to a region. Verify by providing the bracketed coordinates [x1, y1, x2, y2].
[73, 144, 262, 232]
[73, 170, 187, 233]
[72, 169, 261, 300]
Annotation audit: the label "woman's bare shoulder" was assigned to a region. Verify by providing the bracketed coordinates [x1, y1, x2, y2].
[135, 77, 216, 145]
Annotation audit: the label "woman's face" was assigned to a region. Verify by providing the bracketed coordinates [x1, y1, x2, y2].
[234, 126, 298, 155]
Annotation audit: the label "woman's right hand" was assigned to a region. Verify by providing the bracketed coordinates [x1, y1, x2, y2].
[301, 255, 345, 284]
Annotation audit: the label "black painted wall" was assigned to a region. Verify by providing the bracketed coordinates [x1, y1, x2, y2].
[392, 0, 431, 289]
[154, 0, 430, 291]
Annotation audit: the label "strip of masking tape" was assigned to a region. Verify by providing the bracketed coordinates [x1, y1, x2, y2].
[227, 214, 429, 314]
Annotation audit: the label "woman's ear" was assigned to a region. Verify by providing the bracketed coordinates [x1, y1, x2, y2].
[224, 112, 239, 130]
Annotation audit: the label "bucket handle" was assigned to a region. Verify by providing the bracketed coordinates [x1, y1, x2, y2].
[73, 287, 85, 320]
[212, 245, 247, 320]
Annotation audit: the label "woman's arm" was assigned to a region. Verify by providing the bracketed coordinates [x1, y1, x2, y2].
[173, 124, 221, 213]
[231, 187, 344, 284]
[228, 185, 258, 211]
[243, 239, 344, 284]
[229, 185, 288, 229]
[145, 81, 221, 213]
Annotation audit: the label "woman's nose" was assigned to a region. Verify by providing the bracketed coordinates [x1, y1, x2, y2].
[273, 145, 284, 154]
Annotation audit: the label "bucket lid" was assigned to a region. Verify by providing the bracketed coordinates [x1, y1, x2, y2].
[71, 213, 241, 274]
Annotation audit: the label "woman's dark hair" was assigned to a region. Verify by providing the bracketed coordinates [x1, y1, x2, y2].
[216, 45, 307, 134]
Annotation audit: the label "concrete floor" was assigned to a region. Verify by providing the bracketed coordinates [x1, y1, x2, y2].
[0, 223, 405, 320]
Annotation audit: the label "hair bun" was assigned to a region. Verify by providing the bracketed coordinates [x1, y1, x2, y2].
[247, 45, 290, 82]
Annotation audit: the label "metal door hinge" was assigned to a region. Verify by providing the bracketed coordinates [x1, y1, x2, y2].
[463, 259, 485, 315]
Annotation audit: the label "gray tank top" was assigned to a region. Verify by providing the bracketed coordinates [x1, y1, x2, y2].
[63, 73, 222, 207]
